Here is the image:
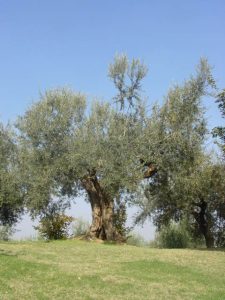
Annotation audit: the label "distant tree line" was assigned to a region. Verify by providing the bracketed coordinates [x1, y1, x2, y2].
[0, 55, 224, 247]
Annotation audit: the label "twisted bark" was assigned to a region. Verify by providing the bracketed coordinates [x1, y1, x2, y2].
[82, 162, 157, 241]
[81, 175, 121, 241]
[193, 200, 214, 248]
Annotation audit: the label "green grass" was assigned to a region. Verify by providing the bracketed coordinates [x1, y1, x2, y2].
[0, 240, 225, 299]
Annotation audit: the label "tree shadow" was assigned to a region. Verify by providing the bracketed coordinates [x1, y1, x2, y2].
[0, 249, 17, 256]
[194, 247, 225, 252]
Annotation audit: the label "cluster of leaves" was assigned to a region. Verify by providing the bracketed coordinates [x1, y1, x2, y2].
[108, 54, 148, 111]
[16, 89, 86, 216]
[212, 89, 225, 156]
[0, 123, 24, 226]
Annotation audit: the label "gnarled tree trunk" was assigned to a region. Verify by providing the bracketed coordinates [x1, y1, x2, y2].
[81, 162, 157, 241]
[81, 175, 121, 241]
[193, 200, 214, 248]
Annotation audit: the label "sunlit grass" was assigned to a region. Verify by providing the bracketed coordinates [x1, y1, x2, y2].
[0, 240, 224, 299]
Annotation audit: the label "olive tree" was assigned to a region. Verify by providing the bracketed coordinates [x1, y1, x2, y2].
[17, 56, 150, 241]
[134, 59, 220, 248]
[17, 56, 219, 245]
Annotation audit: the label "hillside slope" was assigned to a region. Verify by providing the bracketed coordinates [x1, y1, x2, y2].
[0, 240, 225, 299]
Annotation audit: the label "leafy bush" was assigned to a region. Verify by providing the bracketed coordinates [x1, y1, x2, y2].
[35, 214, 74, 240]
[148, 239, 159, 248]
[72, 218, 90, 237]
[126, 232, 146, 247]
[0, 225, 15, 241]
[155, 222, 190, 248]
[34, 201, 74, 240]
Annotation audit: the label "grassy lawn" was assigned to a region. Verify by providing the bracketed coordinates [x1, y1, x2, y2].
[0, 240, 225, 300]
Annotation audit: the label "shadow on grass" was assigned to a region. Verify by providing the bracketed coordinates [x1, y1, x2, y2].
[0, 249, 17, 256]
[195, 247, 225, 252]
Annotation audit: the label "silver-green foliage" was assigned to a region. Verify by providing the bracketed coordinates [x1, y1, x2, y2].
[16, 56, 224, 246]
[17, 89, 86, 214]
[0, 123, 24, 225]
[108, 54, 148, 111]
[135, 59, 217, 227]
[17, 85, 147, 216]
[212, 89, 225, 156]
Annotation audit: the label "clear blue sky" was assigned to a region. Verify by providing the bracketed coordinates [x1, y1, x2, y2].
[1, 0, 225, 239]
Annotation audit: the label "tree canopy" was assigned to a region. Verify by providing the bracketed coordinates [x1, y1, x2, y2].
[133, 59, 223, 247]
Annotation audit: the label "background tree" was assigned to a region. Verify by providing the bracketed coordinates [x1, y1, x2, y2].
[0, 122, 24, 226]
[134, 59, 220, 248]
[183, 160, 225, 248]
